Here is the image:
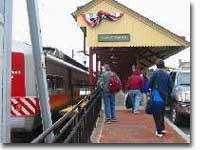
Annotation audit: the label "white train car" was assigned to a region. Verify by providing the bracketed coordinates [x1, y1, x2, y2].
[10, 41, 88, 132]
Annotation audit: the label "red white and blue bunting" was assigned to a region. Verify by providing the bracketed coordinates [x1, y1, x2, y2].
[82, 10, 124, 27]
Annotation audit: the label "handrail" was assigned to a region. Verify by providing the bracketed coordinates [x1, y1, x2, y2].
[63, 92, 99, 143]
[63, 90, 102, 143]
[31, 96, 88, 143]
[31, 87, 101, 143]
[52, 111, 79, 142]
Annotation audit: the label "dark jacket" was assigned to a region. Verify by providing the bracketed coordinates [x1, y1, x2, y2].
[141, 78, 150, 93]
[126, 65, 144, 90]
[149, 69, 173, 101]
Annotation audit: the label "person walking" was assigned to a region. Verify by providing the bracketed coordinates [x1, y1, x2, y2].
[141, 73, 150, 108]
[149, 59, 173, 137]
[126, 64, 144, 114]
[98, 64, 120, 124]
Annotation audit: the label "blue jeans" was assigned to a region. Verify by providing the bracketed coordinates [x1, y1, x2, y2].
[103, 91, 116, 120]
[129, 89, 142, 112]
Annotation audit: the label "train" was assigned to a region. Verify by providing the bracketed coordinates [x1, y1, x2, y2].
[10, 41, 89, 132]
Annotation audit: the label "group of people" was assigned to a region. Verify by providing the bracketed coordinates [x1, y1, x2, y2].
[98, 59, 173, 137]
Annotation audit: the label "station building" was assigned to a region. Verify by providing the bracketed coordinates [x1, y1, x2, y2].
[72, 0, 190, 85]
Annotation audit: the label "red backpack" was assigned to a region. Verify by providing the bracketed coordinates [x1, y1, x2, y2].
[109, 73, 121, 93]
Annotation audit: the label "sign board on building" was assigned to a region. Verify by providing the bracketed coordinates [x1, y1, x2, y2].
[98, 34, 130, 42]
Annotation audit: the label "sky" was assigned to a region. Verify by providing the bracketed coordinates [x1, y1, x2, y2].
[12, 0, 190, 68]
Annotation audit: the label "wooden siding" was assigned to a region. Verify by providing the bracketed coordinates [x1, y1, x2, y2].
[76, 1, 182, 47]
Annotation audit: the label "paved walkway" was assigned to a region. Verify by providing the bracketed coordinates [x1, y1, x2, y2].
[94, 91, 188, 144]
[99, 110, 187, 144]
[114, 90, 126, 110]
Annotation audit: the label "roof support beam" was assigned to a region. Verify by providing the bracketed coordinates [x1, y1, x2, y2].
[89, 48, 94, 85]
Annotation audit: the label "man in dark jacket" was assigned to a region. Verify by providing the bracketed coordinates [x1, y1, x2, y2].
[126, 64, 144, 114]
[98, 64, 119, 124]
[149, 59, 173, 137]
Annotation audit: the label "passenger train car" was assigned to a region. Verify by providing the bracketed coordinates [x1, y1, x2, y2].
[11, 41, 88, 132]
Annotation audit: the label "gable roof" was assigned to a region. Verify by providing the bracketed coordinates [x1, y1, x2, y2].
[72, 0, 190, 47]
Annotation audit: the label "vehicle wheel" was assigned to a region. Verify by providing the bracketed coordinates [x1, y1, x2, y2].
[171, 105, 181, 126]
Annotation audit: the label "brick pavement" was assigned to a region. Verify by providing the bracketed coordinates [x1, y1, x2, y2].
[99, 110, 187, 144]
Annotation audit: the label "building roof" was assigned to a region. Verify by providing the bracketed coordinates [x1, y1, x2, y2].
[72, 0, 190, 75]
[72, 0, 190, 47]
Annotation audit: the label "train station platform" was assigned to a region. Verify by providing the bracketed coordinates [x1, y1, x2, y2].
[99, 110, 188, 144]
[91, 91, 189, 144]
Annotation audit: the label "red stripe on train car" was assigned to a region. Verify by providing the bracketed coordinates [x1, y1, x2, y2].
[11, 97, 40, 117]
[11, 52, 26, 97]
[11, 95, 68, 117]
[15, 97, 35, 115]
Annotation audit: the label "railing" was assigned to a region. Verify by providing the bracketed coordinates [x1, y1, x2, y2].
[31, 88, 102, 143]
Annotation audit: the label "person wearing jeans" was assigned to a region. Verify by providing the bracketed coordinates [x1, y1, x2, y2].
[126, 64, 144, 114]
[97, 64, 119, 124]
[103, 91, 116, 121]
[129, 89, 142, 113]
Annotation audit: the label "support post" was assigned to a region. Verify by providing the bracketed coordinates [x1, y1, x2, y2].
[1, 0, 13, 143]
[0, 0, 4, 143]
[89, 48, 94, 86]
[95, 55, 99, 85]
[100, 61, 102, 73]
[26, 0, 54, 142]
[96, 55, 98, 76]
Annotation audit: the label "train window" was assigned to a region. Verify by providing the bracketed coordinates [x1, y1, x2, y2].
[56, 77, 64, 89]
[55, 77, 65, 94]
[47, 75, 65, 95]
[47, 75, 54, 94]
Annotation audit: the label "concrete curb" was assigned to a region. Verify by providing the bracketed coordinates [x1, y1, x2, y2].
[165, 117, 190, 143]
[90, 111, 105, 143]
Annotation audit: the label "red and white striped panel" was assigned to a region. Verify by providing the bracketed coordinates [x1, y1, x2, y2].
[11, 97, 40, 117]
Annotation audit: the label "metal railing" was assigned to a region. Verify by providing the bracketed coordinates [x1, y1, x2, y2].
[31, 88, 102, 143]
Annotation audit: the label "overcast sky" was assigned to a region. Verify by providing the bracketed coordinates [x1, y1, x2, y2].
[12, 0, 190, 68]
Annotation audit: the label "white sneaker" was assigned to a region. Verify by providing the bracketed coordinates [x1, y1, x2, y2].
[155, 131, 163, 137]
[134, 111, 140, 114]
[161, 130, 167, 134]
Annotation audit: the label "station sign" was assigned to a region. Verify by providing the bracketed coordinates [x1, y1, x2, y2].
[98, 34, 130, 42]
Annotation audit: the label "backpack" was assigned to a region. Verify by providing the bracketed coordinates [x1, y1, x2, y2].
[151, 89, 164, 114]
[125, 93, 132, 109]
[109, 73, 121, 93]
